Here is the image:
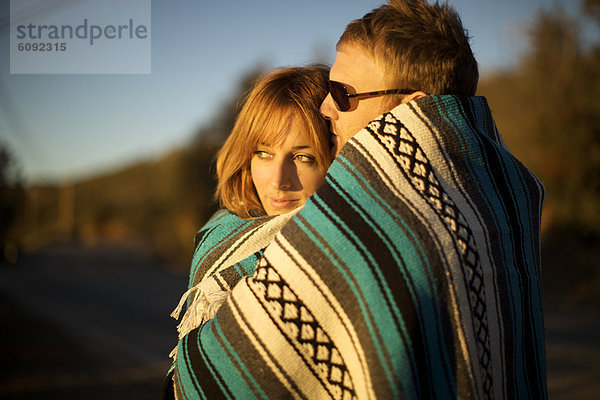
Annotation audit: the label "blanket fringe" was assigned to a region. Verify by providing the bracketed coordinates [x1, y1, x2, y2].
[169, 284, 231, 361]
[169, 209, 299, 361]
[170, 286, 199, 320]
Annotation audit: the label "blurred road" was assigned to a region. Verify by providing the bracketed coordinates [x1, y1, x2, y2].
[0, 243, 598, 399]
[544, 305, 600, 399]
[0, 243, 188, 399]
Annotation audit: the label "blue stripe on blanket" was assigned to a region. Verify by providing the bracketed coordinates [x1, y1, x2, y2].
[299, 165, 459, 398]
[210, 317, 268, 399]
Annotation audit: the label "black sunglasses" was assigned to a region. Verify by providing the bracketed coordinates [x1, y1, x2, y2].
[328, 80, 417, 112]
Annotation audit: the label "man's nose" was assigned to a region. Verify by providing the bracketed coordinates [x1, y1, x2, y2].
[320, 93, 337, 120]
[270, 159, 294, 190]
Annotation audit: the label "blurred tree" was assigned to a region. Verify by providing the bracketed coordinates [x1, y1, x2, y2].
[0, 143, 24, 263]
[478, 1, 600, 307]
[584, 0, 600, 23]
[524, 6, 599, 230]
[482, 3, 600, 232]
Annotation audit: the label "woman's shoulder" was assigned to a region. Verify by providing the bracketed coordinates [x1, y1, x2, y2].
[193, 209, 273, 250]
[206, 209, 246, 226]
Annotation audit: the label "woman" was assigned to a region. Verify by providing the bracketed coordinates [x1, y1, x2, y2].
[169, 65, 332, 358]
[215, 65, 332, 218]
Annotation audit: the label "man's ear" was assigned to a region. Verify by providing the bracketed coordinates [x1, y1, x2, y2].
[402, 91, 428, 104]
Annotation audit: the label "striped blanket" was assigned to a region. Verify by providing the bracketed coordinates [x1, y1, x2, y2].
[169, 209, 297, 358]
[168, 95, 547, 399]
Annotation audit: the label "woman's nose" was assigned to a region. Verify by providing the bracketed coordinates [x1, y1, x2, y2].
[270, 159, 294, 190]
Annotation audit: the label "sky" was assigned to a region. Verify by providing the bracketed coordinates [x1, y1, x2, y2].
[0, 0, 588, 183]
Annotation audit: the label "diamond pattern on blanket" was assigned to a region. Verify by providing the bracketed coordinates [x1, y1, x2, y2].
[249, 257, 357, 400]
[369, 112, 493, 398]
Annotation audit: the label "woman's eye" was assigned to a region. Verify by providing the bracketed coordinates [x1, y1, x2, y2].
[294, 154, 316, 163]
[254, 150, 271, 159]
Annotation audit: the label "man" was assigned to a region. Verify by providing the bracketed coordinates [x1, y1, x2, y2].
[167, 1, 547, 398]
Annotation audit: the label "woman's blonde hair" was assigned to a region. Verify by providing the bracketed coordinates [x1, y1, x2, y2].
[215, 65, 331, 218]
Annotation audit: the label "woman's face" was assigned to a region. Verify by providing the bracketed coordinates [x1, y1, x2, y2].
[250, 117, 326, 216]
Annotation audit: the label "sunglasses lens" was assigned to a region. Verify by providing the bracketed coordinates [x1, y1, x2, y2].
[329, 81, 350, 111]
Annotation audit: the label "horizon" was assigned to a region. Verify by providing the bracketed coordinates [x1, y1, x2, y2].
[0, 0, 589, 184]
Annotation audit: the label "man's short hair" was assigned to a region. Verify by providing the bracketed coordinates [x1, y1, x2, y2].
[338, 0, 478, 97]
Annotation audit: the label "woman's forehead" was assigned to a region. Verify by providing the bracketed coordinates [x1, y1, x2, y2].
[257, 110, 311, 146]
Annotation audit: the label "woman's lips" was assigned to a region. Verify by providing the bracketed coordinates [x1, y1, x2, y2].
[269, 198, 299, 209]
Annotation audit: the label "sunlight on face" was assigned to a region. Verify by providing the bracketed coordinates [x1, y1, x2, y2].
[250, 117, 326, 216]
[320, 43, 391, 155]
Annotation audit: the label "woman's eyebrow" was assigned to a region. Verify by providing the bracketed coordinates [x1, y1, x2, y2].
[256, 143, 312, 150]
